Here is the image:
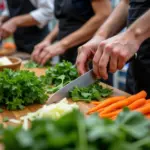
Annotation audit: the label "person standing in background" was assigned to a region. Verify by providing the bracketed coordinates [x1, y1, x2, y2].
[32, 0, 111, 64]
[0, 0, 54, 53]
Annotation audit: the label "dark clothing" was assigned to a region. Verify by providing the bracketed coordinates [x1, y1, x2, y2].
[54, 0, 94, 63]
[54, 0, 113, 86]
[126, 0, 150, 97]
[6, 0, 49, 53]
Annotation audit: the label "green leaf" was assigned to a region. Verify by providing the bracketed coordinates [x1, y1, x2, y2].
[3, 117, 9, 122]
[69, 82, 112, 102]
[0, 108, 3, 113]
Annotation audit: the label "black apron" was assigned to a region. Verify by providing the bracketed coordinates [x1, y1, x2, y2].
[54, 0, 113, 86]
[126, 0, 150, 97]
[6, 0, 49, 54]
[54, 0, 94, 64]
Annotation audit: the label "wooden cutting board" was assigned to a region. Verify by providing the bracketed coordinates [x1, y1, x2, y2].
[0, 65, 130, 127]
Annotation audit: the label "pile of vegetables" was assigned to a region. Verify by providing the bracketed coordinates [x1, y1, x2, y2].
[41, 60, 78, 93]
[1, 109, 150, 150]
[88, 90, 150, 119]
[69, 82, 112, 102]
[0, 69, 48, 110]
[24, 60, 51, 69]
[20, 98, 79, 126]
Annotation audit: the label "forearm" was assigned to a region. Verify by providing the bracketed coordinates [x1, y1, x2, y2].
[11, 14, 40, 27]
[126, 9, 150, 46]
[96, 0, 129, 39]
[44, 24, 59, 43]
[60, 0, 111, 50]
[0, 15, 9, 23]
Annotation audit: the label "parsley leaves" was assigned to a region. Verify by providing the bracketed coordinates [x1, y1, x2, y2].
[0, 69, 48, 110]
[41, 61, 78, 93]
[69, 82, 112, 102]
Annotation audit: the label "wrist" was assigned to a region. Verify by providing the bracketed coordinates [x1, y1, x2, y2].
[11, 17, 20, 27]
[60, 39, 70, 50]
[125, 29, 143, 48]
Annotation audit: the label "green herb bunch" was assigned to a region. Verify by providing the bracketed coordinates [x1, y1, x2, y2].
[69, 81, 112, 102]
[41, 60, 78, 93]
[1, 109, 150, 150]
[24, 60, 51, 68]
[0, 69, 48, 110]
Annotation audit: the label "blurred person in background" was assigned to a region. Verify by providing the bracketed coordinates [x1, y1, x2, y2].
[32, 0, 113, 85]
[76, 0, 150, 97]
[0, 0, 54, 53]
[32, 0, 111, 64]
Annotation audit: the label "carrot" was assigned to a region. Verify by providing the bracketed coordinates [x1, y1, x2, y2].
[146, 114, 150, 119]
[101, 100, 128, 114]
[87, 96, 126, 115]
[146, 100, 150, 104]
[111, 116, 117, 120]
[97, 108, 105, 113]
[101, 91, 147, 114]
[3, 42, 16, 50]
[99, 109, 122, 118]
[135, 104, 150, 114]
[128, 98, 146, 110]
[91, 101, 101, 105]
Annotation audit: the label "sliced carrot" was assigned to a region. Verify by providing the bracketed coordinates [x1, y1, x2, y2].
[146, 100, 150, 104]
[101, 100, 128, 114]
[111, 116, 117, 120]
[99, 109, 122, 118]
[101, 91, 147, 114]
[146, 114, 150, 119]
[97, 108, 105, 113]
[135, 104, 150, 114]
[87, 96, 126, 115]
[126, 91, 147, 104]
[128, 98, 146, 110]
[91, 101, 101, 105]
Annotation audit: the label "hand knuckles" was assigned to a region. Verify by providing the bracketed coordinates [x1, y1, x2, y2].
[93, 58, 98, 65]
[98, 63, 104, 69]
[104, 45, 113, 53]
[100, 41, 106, 47]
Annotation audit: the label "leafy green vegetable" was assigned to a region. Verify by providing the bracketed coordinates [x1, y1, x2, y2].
[0, 69, 48, 110]
[0, 108, 3, 113]
[1, 109, 150, 150]
[3, 117, 9, 122]
[69, 81, 112, 102]
[41, 60, 78, 93]
[24, 60, 51, 68]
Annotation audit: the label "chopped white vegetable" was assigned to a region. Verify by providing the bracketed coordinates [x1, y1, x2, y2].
[9, 119, 21, 124]
[22, 118, 29, 130]
[0, 57, 12, 66]
[20, 98, 79, 129]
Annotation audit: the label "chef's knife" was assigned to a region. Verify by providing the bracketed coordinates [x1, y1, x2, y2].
[47, 53, 137, 104]
[47, 69, 96, 104]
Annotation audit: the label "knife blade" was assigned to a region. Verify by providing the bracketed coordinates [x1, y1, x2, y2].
[47, 69, 96, 104]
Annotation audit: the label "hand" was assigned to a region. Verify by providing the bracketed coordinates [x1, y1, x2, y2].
[93, 32, 140, 79]
[0, 18, 17, 39]
[0, 16, 8, 26]
[31, 40, 50, 62]
[76, 36, 105, 75]
[35, 42, 66, 65]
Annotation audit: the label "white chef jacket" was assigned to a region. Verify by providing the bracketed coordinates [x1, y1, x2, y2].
[2, 0, 54, 28]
